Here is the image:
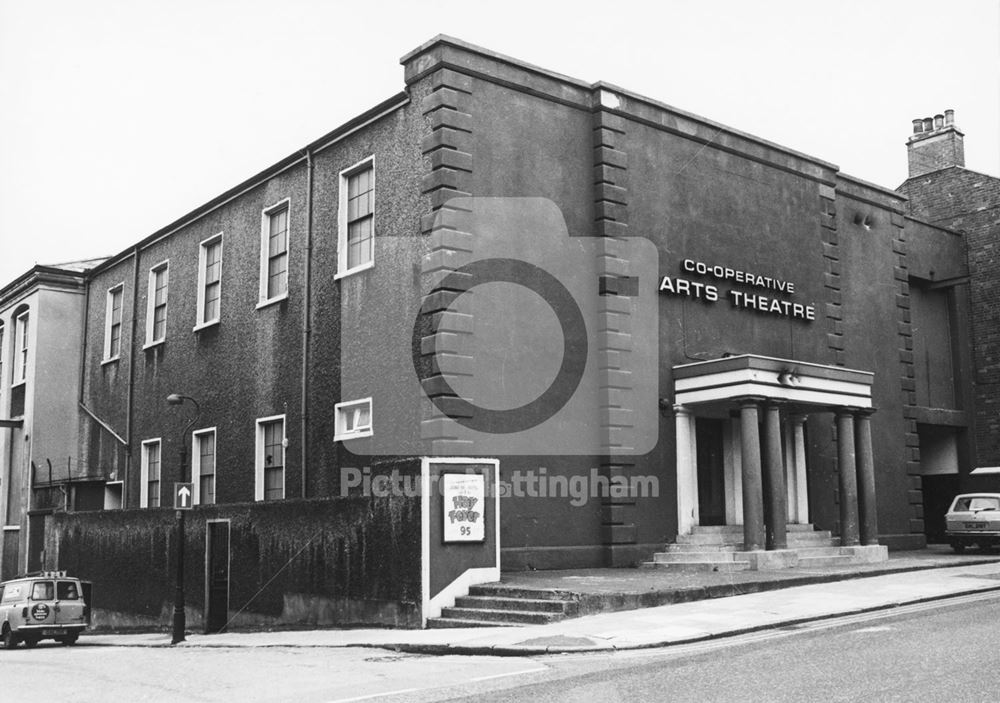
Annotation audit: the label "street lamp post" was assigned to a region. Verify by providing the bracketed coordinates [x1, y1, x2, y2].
[166, 393, 201, 645]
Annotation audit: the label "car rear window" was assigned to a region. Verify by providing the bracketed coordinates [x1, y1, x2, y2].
[57, 581, 80, 600]
[954, 496, 1000, 511]
[30, 581, 54, 600]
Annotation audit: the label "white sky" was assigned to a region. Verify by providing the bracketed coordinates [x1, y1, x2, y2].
[1, 0, 998, 285]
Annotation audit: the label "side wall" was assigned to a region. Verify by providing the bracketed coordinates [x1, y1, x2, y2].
[47, 495, 422, 630]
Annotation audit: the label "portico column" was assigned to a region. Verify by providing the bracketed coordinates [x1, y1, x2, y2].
[855, 410, 879, 545]
[739, 400, 765, 551]
[674, 405, 698, 536]
[763, 403, 787, 550]
[836, 410, 860, 547]
[790, 415, 809, 524]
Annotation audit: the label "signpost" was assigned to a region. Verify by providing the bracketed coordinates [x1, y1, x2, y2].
[174, 483, 193, 510]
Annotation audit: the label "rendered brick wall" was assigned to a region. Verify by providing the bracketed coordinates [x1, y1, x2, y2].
[900, 167, 1000, 467]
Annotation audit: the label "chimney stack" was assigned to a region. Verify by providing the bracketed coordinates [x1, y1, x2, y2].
[907, 109, 965, 179]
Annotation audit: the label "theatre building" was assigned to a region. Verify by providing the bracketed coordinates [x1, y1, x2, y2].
[9, 36, 997, 628]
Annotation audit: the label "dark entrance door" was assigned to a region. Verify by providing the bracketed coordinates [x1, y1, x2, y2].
[922, 474, 960, 544]
[205, 521, 230, 633]
[27, 512, 46, 572]
[696, 418, 727, 526]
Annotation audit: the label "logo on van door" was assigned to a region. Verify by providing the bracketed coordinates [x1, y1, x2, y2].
[31, 603, 50, 621]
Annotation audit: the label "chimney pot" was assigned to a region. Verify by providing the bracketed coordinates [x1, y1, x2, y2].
[923, 117, 934, 131]
[934, 114, 945, 130]
[912, 118, 924, 134]
[945, 109, 955, 125]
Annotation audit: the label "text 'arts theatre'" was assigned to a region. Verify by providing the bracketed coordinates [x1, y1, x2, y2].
[1, 35, 998, 630]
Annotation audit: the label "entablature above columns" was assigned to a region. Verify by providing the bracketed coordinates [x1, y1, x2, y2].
[673, 354, 873, 410]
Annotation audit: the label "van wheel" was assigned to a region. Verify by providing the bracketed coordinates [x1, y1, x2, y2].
[60, 634, 78, 646]
[952, 543, 966, 554]
[2, 626, 17, 649]
[22, 636, 38, 649]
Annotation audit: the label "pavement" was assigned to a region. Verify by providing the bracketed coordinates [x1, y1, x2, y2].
[83, 547, 1000, 655]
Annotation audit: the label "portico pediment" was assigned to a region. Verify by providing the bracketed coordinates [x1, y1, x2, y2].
[673, 354, 873, 409]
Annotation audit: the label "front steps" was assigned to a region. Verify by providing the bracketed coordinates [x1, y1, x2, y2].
[426, 585, 579, 629]
[643, 524, 888, 571]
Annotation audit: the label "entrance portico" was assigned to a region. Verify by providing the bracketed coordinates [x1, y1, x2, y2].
[672, 355, 883, 564]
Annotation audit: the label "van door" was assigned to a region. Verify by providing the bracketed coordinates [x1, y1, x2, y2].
[54, 580, 86, 627]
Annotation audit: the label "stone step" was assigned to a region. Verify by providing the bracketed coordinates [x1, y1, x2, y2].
[468, 585, 575, 601]
[453, 595, 573, 614]
[676, 532, 834, 547]
[641, 560, 751, 572]
[798, 554, 858, 568]
[691, 524, 817, 533]
[663, 543, 741, 553]
[438, 607, 564, 625]
[790, 546, 850, 557]
[426, 617, 521, 629]
[652, 551, 745, 563]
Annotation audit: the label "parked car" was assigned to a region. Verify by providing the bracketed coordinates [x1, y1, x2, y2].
[945, 493, 1000, 553]
[0, 571, 89, 648]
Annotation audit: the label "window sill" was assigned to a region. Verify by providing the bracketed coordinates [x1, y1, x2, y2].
[142, 340, 165, 351]
[101, 356, 120, 366]
[193, 319, 220, 333]
[335, 429, 373, 442]
[256, 293, 288, 310]
[334, 261, 374, 281]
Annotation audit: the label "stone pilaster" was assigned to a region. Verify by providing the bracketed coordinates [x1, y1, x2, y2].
[819, 184, 845, 367]
[891, 211, 924, 537]
[418, 69, 476, 456]
[593, 91, 636, 565]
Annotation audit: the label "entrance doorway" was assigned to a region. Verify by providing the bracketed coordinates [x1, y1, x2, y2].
[696, 418, 726, 526]
[205, 521, 230, 633]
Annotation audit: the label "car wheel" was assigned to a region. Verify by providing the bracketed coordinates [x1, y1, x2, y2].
[2, 626, 17, 649]
[952, 542, 966, 554]
[22, 636, 38, 649]
[60, 634, 78, 646]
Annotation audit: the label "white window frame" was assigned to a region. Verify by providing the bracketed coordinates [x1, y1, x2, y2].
[194, 234, 224, 330]
[12, 310, 29, 387]
[104, 480, 124, 510]
[139, 439, 162, 509]
[255, 414, 286, 501]
[144, 260, 169, 348]
[334, 397, 373, 441]
[258, 199, 291, 308]
[335, 157, 375, 279]
[103, 283, 125, 362]
[192, 427, 217, 505]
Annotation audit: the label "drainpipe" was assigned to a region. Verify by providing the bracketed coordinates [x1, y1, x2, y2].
[77, 278, 90, 407]
[301, 149, 314, 499]
[125, 246, 140, 506]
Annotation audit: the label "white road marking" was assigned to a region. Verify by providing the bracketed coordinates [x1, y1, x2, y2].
[326, 665, 549, 702]
[328, 687, 421, 702]
[471, 666, 548, 682]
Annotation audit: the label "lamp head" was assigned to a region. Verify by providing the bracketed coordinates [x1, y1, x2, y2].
[166, 393, 185, 405]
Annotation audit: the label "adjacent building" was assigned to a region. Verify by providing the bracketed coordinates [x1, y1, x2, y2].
[1, 36, 998, 628]
[0, 259, 105, 580]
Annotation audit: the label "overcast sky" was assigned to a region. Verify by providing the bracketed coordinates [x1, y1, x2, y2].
[1, 0, 997, 285]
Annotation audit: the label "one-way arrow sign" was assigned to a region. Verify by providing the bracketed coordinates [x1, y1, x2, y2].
[174, 482, 194, 510]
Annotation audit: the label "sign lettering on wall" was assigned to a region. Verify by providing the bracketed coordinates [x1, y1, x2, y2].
[659, 259, 816, 321]
[442, 473, 485, 543]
